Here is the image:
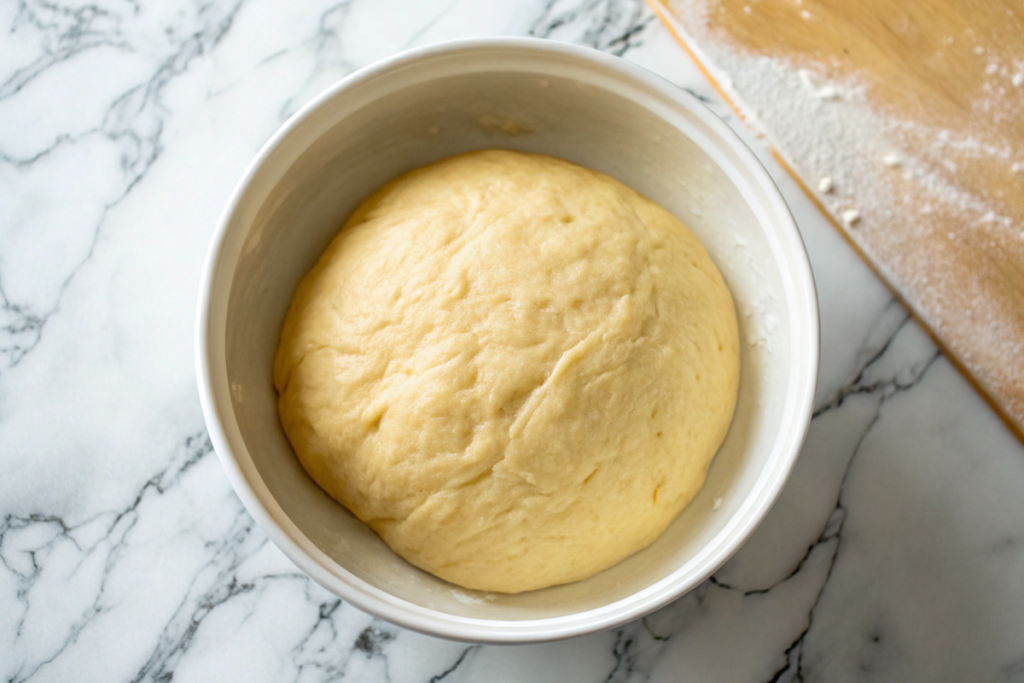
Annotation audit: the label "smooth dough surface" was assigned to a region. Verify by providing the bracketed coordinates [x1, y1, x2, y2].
[273, 150, 740, 594]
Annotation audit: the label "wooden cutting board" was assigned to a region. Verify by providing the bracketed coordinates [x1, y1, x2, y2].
[649, 0, 1024, 440]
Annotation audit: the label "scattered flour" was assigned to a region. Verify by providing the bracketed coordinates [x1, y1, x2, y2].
[799, 69, 841, 100]
[660, 0, 1024, 431]
[882, 152, 904, 167]
[451, 590, 496, 605]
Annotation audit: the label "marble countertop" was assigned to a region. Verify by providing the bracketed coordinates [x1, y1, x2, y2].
[2, 0, 1023, 681]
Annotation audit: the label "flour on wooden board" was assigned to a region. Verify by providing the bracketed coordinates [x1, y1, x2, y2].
[660, 0, 1024, 431]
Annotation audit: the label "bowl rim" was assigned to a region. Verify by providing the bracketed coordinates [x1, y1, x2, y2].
[195, 36, 820, 643]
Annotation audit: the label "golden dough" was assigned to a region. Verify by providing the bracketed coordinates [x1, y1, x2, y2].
[273, 150, 740, 593]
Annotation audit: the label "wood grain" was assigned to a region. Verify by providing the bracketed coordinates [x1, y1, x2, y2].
[651, 0, 1024, 438]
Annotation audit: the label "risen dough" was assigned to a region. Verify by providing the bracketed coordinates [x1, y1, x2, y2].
[273, 150, 740, 593]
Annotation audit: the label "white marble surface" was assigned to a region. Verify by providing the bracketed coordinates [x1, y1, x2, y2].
[2, 0, 1023, 680]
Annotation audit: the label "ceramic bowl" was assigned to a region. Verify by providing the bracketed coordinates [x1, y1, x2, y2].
[196, 37, 819, 643]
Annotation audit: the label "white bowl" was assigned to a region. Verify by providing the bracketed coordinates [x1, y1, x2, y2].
[196, 37, 818, 643]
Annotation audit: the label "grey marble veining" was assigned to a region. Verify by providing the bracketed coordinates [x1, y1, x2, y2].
[2, 0, 1023, 681]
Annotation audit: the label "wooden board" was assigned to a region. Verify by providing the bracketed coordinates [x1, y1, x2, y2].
[649, 0, 1024, 439]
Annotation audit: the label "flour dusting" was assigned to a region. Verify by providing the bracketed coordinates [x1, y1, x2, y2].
[660, 0, 1024, 432]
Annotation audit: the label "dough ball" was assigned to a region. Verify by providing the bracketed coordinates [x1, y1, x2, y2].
[273, 150, 739, 593]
